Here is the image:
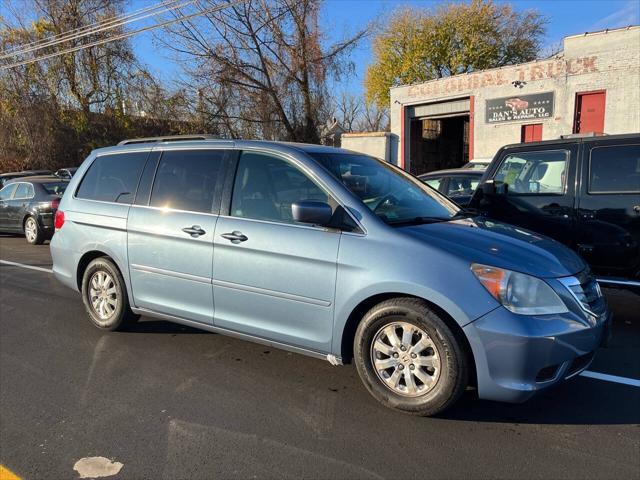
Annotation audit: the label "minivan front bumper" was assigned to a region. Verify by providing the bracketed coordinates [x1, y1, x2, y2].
[464, 306, 610, 403]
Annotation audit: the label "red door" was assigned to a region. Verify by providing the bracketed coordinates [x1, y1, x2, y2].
[574, 91, 606, 134]
[521, 123, 543, 143]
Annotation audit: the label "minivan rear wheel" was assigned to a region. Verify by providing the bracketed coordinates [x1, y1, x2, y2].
[354, 297, 468, 416]
[81, 257, 138, 331]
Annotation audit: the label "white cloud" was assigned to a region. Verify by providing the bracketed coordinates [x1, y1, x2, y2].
[590, 0, 640, 30]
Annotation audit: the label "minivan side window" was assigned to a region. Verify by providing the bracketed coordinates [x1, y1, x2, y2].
[493, 150, 569, 195]
[76, 152, 148, 203]
[231, 152, 336, 224]
[149, 150, 226, 213]
[0, 184, 17, 200]
[589, 145, 640, 194]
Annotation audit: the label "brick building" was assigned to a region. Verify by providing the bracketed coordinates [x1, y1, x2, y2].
[386, 26, 640, 174]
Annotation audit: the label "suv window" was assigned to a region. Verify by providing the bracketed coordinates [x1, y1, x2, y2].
[14, 183, 34, 199]
[150, 150, 226, 213]
[494, 150, 568, 195]
[76, 152, 148, 203]
[231, 152, 336, 224]
[0, 184, 17, 200]
[589, 145, 640, 193]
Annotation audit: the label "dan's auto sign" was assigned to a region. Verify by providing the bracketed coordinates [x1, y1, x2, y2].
[485, 92, 554, 123]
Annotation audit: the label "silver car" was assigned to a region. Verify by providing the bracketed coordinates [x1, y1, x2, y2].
[50, 136, 610, 415]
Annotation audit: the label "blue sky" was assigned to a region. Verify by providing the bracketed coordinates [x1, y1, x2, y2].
[129, 0, 640, 95]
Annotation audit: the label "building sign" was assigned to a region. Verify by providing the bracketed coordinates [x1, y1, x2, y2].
[485, 92, 554, 123]
[406, 56, 598, 98]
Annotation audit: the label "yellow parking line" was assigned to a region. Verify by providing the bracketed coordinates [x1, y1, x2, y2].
[0, 465, 21, 480]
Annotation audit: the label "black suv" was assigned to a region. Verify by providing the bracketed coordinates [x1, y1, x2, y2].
[470, 133, 640, 291]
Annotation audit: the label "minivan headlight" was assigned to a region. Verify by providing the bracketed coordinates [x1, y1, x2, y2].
[471, 264, 568, 315]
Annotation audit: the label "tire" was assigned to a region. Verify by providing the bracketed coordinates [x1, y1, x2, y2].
[24, 216, 44, 245]
[81, 257, 139, 331]
[354, 297, 468, 416]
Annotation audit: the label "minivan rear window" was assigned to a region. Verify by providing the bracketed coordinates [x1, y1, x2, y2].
[76, 152, 148, 203]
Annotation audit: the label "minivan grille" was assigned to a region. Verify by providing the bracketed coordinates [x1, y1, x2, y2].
[566, 272, 607, 317]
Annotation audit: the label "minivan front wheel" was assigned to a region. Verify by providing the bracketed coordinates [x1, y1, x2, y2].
[81, 257, 138, 331]
[354, 298, 468, 416]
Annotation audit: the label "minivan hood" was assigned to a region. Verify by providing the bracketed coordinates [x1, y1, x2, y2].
[400, 217, 585, 278]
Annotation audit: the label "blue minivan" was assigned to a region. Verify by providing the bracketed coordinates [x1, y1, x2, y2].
[50, 136, 610, 415]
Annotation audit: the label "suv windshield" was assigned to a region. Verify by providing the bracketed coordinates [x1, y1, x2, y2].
[309, 152, 461, 225]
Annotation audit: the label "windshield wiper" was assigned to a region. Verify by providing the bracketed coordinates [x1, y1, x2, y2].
[451, 210, 475, 219]
[386, 216, 451, 226]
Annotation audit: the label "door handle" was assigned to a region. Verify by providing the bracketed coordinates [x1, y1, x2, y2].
[182, 225, 206, 237]
[221, 231, 248, 243]
[633, 205, 640, 214]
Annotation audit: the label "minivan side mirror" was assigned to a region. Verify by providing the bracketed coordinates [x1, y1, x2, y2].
[292, 201, 333, 226]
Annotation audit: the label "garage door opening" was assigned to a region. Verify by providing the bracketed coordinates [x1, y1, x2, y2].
[409, 115, 470, 175]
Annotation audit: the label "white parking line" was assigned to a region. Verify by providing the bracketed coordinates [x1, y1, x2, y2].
[581, 370, 640, 387]
[0, 259, 53, 274]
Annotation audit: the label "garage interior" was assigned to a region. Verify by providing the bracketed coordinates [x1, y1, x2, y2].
[407, 98, 471, 175]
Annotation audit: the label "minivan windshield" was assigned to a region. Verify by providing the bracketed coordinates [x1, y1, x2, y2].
[309, 152, 462, 225]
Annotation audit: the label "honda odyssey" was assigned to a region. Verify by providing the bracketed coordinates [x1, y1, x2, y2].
[50, 136, 610, 415]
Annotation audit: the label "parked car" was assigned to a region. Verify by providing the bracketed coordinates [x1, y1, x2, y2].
[462, 159, 491, 170]
[419, 168, 483, 206]
[51, 137, 610, 416]
[0, 170, 53, 188]
[0, 176, 69, 244]
[469, 133, 640, 292]
[54, 167, 78, 179]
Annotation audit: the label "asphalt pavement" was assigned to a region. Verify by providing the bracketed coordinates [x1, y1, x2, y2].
[0, 235, 639, 479]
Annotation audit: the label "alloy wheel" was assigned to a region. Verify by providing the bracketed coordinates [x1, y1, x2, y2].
[88, 271, 118, 320]
[25, 218, 37, 243]
[370, 322, 441, 397]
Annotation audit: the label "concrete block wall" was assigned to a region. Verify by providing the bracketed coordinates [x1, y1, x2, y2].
[340, 132, 393, 161]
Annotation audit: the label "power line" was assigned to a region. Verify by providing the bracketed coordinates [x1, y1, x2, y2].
[0, 0, 196, 60]
[1, 0, 181, 55]
[0, 0, 247, 70]
[0, 0, 245, 71]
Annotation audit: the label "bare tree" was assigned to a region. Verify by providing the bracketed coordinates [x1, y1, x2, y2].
[158, 0, 367, 142]
[333, 91, 361, 133]
[356, 101, 389, 132]
[328, 91, 390, 134]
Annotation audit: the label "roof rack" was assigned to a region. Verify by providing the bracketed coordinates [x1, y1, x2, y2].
[117, 134, 221, 146]
[560, 132, 608, 139]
